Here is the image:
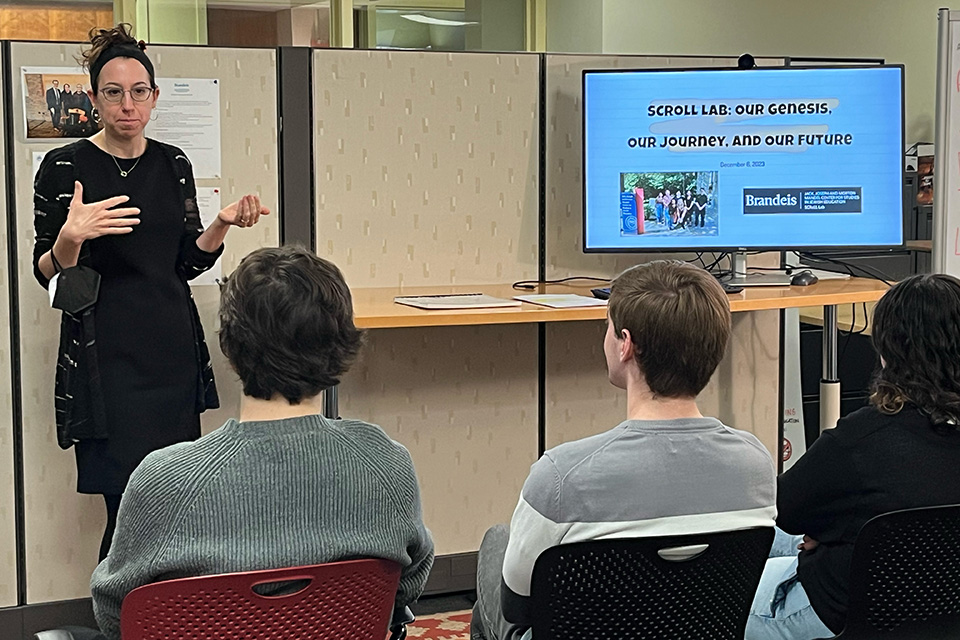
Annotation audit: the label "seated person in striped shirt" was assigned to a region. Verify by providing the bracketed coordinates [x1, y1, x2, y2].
[471, 260, 777, 640]
[86, 246, 434, 640]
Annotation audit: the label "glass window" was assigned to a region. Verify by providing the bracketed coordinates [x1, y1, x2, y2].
[0, 2, 115, 42]
[356, 1, 525, 53]
[367, 8, 469, 51]
[131, 0, 331, 47]
[207, 1, 332, 47]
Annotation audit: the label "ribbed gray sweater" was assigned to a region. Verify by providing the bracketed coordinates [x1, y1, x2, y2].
[90, 414, 435, 640]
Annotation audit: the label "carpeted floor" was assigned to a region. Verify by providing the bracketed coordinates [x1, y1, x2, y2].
[406, 609, 472, 640]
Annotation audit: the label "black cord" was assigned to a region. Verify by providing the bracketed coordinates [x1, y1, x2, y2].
[49, 249, 63, 273]
[799, 252, 894, 285]
[702, 251, 730, 276]
[858, 302, 870, 336]
[839, 303, 856, 366]
[511, 275, 611, 291]
[838, 302, 872, 368]
[537, 251, 797, 291]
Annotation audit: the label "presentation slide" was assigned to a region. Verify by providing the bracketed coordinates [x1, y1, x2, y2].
[583, 66, 904, 251]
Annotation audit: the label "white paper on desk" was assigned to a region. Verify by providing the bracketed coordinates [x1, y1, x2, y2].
[146, 78, 221, 179]
[514, 294, 607, 308]
[190, 187, 222, 286]
[394, 294, 521, 310]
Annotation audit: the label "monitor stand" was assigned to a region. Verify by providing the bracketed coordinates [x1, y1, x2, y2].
[724, 252, 792, 287]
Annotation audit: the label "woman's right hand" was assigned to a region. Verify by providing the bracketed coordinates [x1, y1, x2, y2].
[60, 181, 140, 244]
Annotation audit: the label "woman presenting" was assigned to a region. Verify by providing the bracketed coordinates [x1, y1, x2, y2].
[32, 24, 269, 561]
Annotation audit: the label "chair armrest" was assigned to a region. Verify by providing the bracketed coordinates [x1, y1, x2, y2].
[34, 632, 78, 640]
[389, 606, 415, 640]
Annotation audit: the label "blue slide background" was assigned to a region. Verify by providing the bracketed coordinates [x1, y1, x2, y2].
[583, 67, 904, 251]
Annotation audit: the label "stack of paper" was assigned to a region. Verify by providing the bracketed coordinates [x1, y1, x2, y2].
[394, 294, 521, 310]
[514, 294, 608, 308]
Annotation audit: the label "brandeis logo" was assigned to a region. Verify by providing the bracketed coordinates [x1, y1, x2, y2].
[744, 193, 798, 208]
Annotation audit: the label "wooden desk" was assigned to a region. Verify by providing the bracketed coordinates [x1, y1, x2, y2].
[351, 279, 889, 328]
[906, 239, 932, 252]
[329, 279, 889, 431]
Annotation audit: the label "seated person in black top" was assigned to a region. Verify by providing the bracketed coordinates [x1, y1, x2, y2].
[746, 273, 960, 639]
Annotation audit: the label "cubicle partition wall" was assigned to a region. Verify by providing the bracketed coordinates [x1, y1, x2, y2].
[311, 50, 789, 593]
[6, 41, 279, 607]
[0, 43, 854, 623]
[0, 45, 19, 610]
[542, 54, 787, 459]
[313, 49, 542, 578]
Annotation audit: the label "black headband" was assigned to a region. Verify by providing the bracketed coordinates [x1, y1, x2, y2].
[89, 43, 155, 93]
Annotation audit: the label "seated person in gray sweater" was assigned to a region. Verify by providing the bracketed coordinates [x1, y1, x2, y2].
[89, 246, 435, 640]
[471, 260, 777, 640]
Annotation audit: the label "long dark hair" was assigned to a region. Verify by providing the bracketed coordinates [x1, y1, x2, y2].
[870, 273, 960, 429]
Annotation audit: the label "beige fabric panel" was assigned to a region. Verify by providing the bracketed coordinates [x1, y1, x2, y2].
[9, 42, 279, 604]
[545, 311, 781, 460]
[313, 49, 543, 553]
[338, 324, 539, 555]
[149, 46, 282, 436]
[314, 49, 540, 287]
[0, 46, 19, 608]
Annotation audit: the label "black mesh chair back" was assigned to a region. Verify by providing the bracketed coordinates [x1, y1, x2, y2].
[836, 504, 960, 639]
[528, 527, 774, 640]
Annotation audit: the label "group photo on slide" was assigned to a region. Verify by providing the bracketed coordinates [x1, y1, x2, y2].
[619, 170, 718, 237]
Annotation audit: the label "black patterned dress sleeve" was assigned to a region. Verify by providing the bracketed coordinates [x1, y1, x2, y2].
[32, 145, 78, 288]
[170, 150, 224, 280]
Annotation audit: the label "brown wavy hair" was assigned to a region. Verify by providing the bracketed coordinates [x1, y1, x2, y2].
[870, 273, 960, 430]
[219, 246, 364, 404]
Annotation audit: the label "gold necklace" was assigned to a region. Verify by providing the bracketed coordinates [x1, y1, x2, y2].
[110, 152, 142, 178]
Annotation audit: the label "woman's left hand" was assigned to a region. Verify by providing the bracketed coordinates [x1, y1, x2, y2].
[218, 195, 271, 228]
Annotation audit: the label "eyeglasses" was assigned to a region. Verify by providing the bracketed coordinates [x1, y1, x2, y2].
[99, 86, 154, 103]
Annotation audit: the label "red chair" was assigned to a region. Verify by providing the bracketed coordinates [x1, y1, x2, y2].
[119, 558, 409, 640]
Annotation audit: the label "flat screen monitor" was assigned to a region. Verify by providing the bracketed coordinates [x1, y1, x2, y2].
[582, 65, 905, 253]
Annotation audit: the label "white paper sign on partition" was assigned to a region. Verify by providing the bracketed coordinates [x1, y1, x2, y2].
[147, 78, 222, 179]
[191, 186, 223, 286]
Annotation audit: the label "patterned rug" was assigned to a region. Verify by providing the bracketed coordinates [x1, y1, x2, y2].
[406, 609, 472, 640]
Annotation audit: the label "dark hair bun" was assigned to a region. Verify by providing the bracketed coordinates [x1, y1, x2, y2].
[80, 23, 138, 71]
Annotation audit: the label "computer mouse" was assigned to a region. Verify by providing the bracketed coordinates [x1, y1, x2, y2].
[790, 270, 819, 286]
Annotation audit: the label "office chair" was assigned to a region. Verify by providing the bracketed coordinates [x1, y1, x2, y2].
[529, 527, 774, 639]
[36, 558, 412, 640]
[830, 504, 960, 639]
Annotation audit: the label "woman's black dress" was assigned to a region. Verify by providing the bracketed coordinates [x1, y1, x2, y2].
[72, 140, 199, 494]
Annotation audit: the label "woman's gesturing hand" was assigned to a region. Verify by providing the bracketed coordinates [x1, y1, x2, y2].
[61, 181, 140, 243]
[218, 194, 271, 228]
